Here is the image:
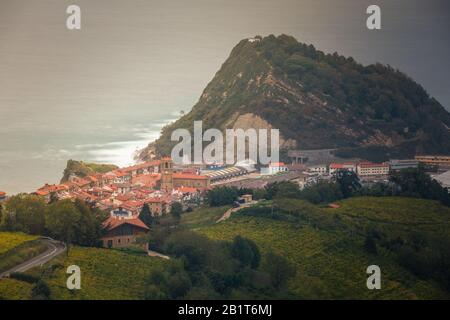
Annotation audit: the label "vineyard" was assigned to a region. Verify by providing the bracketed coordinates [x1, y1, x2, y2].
[180, 205, 229, 229]
[0, 278, 34, 300]
[198, 197, 450, 299]
[29, 247, 169, 300]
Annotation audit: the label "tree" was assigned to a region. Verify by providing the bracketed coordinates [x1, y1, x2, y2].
[31, 280, 51, 300]
[171, 202, 183, 219]
[262, 252, 296, 289]
[363, 235, 378, 255]
[390, 167, 450, 206]
[206, 187, 238, 207]
[45, 200, 81, 255]
[2, 194, 46, 234]
[230, 236, 261, 269]
[139, 203, 154, 227]
[265, 181, 300, 200]
[333, 169, 361, 198]
[167, 271, 192, 299]
[73, 199, 106, 246]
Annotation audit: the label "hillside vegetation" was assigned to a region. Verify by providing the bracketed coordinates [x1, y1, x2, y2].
[0, 246, 169, 300]
[141, 35, 450, 161]
[61, 160, 118, 182]
[198, 197, 450, 299]
[0, 232, 38, 255]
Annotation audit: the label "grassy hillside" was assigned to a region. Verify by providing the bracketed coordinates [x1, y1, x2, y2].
[61, 160, 118, 182]
[180, 206, 229, 229]
[0, 279, 34, 300]
[0, 232, 48, 274]
[0, 232, 39, 255]
[20, 247, 168, 300]
[197, 197, 450, 299]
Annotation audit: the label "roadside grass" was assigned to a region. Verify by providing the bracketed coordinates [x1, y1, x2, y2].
[26, 246, 169, 300]
[0, 232, 39, 255]
[197, 196, 450, 299]
[0, 278, 33, 300]
[180, 205, 230, 229]
[0, 239, 48, 273]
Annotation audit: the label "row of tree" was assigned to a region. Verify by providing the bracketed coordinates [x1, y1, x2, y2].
[144, 230, 296, 299]
[0, 195, 107, 249]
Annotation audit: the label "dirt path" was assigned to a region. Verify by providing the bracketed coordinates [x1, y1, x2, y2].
[216, 201, 258, 223]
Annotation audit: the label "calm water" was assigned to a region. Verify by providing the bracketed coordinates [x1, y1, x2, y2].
[1, 0, 449, 194]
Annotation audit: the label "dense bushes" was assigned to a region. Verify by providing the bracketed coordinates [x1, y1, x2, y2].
[144, 230, 296, 299]
[0, 196, 107, 247]
[370, 231, 450, 292]
[390, 167, 450, 206]
[206, 186, 239, 207]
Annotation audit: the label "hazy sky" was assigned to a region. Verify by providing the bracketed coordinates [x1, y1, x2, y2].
[0, 0, 449, 193]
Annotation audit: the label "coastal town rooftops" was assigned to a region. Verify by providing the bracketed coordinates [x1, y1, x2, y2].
[173, 173, 209, 180]
[0, 191, 6, 197]
[35, 184, 69, 196]
[269, 162, 286, 167]
[121, 160, 162, 173]
[176, 186, 198, 194]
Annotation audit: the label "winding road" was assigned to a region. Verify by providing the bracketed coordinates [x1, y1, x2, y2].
[0, 238, 66, 278]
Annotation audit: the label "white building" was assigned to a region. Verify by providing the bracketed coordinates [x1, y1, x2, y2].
[260, 162, 289, 175]
[357, 162, 390, 176]
[307, 164, 328, 174]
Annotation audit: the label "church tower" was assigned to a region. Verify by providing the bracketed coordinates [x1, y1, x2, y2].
[159, 157, 174, 191]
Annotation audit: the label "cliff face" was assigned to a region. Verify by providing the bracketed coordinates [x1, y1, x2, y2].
[139, 35, 450, 162]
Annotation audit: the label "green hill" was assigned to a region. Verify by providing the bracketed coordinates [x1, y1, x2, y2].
[140, 35, 450, 162]
[0, 246, 168, 300]
[60, 160, 118, 182]
[197, 197, 450, 299]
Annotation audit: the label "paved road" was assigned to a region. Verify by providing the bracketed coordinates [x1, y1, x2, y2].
[0, 239, 66, 278]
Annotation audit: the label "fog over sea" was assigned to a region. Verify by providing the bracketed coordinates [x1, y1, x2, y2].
[0, 0, 449, 194]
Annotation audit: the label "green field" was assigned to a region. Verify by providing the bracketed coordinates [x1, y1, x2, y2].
[180, 206, 229, 229]
[197, 197, 450, 299]
[23, 247, 168, 300]
[0, 278, 34, 300]
[0, 232, 39, 255]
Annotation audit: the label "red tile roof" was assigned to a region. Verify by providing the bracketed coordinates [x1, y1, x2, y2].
[122, 160, 161, 173]
[358, 162, 389, 168]
[173, 173, 209, 180]
[269, 162, 286, 167]
[103, 216, 149, 231]
[176, 187, 198, 194]
[0, 191, 6, 197]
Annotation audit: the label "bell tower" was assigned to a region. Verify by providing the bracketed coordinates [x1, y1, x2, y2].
[159, 157, 174, 191]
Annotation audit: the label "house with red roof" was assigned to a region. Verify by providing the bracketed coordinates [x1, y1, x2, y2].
[357, 162, 389, 176]
[0, 191, 6, 202]
[101, 207, 149, 250]
[329, 163, 357, 174]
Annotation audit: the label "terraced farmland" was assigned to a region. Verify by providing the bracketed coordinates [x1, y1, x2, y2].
[198, 197, 450, 299]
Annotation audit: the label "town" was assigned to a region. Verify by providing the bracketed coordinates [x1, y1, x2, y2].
[1, 151, 450, 251]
